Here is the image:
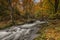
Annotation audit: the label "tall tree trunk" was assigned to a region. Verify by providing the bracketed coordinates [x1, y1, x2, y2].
[48, 0, 59, 13]
[55, 0, 59, 13]
[8, 0, 15, 25]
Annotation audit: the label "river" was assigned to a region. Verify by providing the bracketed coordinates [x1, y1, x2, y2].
[0, 20, 47, 40]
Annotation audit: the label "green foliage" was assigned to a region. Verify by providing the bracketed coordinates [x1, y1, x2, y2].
[48, 14, 56, 19]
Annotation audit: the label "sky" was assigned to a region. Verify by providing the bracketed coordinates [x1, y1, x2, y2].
[34, 0, 40, 3]
[19, 0, 40, 4]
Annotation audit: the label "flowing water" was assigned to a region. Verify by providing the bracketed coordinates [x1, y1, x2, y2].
[0, 20, 47, 40]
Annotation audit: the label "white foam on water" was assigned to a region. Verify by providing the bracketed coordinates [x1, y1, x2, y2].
[0, 20, 46, 40]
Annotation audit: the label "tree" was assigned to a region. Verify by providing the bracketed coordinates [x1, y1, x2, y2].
[48, 0, 59, 13]
[22, 0, 34, 19]
[8, 0, 16, 25]
[8, 0, 20, 25]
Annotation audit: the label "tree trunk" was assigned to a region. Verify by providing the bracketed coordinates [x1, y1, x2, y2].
[48, 0, 59, 13]
[55, 0, 59, 13]
[8, 0, 15, 25]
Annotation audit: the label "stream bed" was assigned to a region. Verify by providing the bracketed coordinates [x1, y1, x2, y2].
[0, 20, 47, 40]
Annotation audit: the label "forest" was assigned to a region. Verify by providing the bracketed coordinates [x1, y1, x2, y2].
[0, 0, 60, 40]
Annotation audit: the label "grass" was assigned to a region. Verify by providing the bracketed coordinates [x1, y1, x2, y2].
[34, 19, 60, 40]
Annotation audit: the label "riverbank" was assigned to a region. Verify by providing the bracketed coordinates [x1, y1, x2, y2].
[34, 19, 60, 40]
[0, 19, 36, 29]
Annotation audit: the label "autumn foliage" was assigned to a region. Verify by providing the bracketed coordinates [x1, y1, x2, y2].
[0, 0, 60, 23]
